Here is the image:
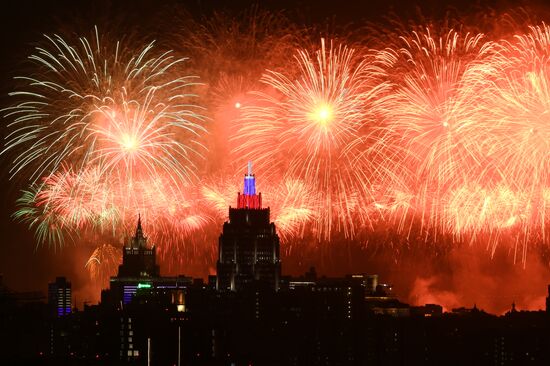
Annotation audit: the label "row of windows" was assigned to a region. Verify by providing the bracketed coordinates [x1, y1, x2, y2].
[120, 350, 139, 357]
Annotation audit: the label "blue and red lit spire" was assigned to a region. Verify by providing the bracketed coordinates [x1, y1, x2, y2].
[237, 161, 262, 209]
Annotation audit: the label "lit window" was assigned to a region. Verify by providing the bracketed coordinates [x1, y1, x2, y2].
[127, 350, 133, 356]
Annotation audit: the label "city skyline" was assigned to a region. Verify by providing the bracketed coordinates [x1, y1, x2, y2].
[0, 162, 546, 317]
[2, 164, 550, 365]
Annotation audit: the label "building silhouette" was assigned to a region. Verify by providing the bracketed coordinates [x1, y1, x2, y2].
[105, 216, 192, 309]
[8, 164, 550, 365]
[99, 217, 195, 362]
[117, 214, 159, 278]
[108, 215, 160, 305]
[48, 276, 71, 317]
[216, 162, 281, 291]
[47, 277, 73, 357]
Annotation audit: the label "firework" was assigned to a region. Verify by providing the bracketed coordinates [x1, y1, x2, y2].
[479, 24, 550, 191]
[85, 244, 122, 286]
[376, 28, 493, 208]
[14, 165, 212, 271]
[235, 38, 394, 240]
[458, 23, 550, 261]
[2, 27, 206, 185]
[357, 24, 550, 260]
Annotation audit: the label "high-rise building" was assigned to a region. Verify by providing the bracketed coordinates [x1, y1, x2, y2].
[216, 162, 281, 291]
[117, 215, 159, 278]
[48, 277, 71, 317]
[100, 217, 194, 362]
[109, 216, 161, 305]
[106, 216, 192, 307]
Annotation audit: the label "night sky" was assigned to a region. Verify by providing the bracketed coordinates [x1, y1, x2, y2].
[1, 0, 549, 314]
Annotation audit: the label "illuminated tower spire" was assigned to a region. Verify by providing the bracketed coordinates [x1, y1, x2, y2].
[237, 161, 262, 209]
[243, 161, 256, 195]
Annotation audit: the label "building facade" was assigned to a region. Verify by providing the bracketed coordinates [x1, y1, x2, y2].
[48, 277, 72, 317]
[216, 163, 281, 291]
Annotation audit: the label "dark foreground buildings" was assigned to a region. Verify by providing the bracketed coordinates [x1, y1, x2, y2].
[3, 166, 550, 365]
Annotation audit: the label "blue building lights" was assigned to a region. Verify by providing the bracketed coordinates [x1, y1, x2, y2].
[244, 161, 256, 195]
[244, 175, 256, 195]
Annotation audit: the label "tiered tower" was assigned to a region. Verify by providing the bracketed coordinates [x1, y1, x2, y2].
[108, 216, 161, 305]
[216, 163, 281, 291]
[117, 215, 159, 278]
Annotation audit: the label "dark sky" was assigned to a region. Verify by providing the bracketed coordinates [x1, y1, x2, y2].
[0, 0, 546, 313]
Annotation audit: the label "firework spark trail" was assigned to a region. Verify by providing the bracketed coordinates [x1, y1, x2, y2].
[235, 38, 396, 240]
[175, 6, 299, 100]
[372, 29, 497, 235]
[460, 23, 550, 262]
[2, 27, 206, 186]
[268, 178, 316, 242]
[200, 177, 240, 219]
[14, 186, 74, 247]
[15, 166, 212, 258]
[85, 243, 122, 286]
[441, 185, 528, 236]
[360, 24, 550, 262]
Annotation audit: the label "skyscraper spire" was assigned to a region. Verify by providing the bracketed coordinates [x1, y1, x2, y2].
[243, 161, 256, 196]
[237, 161, 262, 209]
[135, 213, 143, 238]
[129, 214, 147, 248]
[117, 214, 160, 288]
